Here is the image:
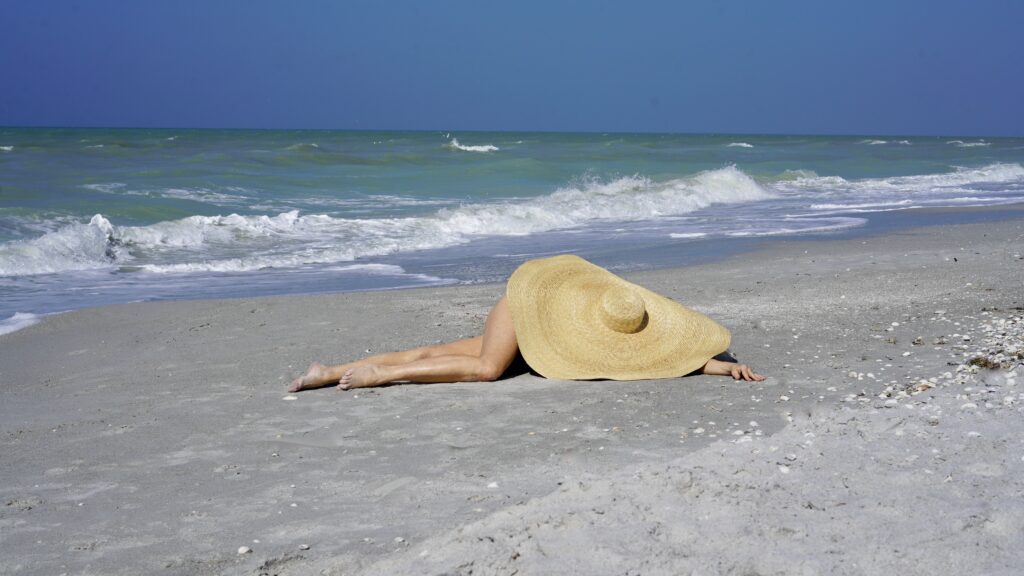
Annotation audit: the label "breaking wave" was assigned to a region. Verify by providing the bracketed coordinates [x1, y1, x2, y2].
[0, 312, 41, 336]
[5, 162, 1020, 279]
[780, 162, 1023, 192]
[0, 166, 770, 276]
[780, 162, 1024, 213]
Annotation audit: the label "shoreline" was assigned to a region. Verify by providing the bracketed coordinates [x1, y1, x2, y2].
[1, 217, 1022, 574]
[3, 202, 1024, 339]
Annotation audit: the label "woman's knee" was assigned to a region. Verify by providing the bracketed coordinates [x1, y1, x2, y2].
[476, 359, 506, 382]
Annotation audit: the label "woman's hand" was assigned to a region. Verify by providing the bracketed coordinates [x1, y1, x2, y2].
[701, 358, 766, 381]
[728, 363, 765, 381]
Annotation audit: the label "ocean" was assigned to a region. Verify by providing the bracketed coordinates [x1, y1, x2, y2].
[2, 128, 1023, 334]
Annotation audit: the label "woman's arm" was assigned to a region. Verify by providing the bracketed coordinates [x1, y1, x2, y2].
[701, 358, 765, 381]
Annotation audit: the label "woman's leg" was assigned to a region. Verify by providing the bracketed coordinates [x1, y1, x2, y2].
[288, 297, 517, 391]
[337, 296, 519, 390]
[288, 337, 482, 392]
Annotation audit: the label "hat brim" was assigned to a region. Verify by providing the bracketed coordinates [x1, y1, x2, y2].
[506, 255, 730, 380]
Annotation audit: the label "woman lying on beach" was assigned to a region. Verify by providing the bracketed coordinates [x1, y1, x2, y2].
[289, 255, 764, 392]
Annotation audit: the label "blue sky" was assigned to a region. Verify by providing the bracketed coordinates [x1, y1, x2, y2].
[1, 0, 1021, 136]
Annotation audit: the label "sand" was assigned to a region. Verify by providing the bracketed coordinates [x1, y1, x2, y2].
[1, 216, 1022, 575]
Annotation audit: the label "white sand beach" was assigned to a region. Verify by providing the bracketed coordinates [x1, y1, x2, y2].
[2, 216, 1022, 575]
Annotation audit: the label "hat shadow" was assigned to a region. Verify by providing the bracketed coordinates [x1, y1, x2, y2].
[500, 350, 739, 381]
[498, 352, 539, 380]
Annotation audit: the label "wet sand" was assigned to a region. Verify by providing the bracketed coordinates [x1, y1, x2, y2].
[1, 216, 1022, 575]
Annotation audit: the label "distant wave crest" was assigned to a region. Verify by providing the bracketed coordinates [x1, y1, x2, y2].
[285, 142, 320, 151]
[83, 182, 252, 207]
[447, 138, 499, 153]
[947, 140, 990, 148]
[726, 142, 753, 148]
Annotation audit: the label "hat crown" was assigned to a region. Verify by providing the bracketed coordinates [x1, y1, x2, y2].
[599, 285, 646, 334]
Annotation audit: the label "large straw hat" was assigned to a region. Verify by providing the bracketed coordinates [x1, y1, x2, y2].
[506, 255, 730, 380]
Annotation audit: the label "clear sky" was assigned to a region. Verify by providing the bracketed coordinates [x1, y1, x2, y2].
[2, 0, 1021, 136]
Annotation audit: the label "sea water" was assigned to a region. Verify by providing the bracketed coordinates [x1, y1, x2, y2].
[2, 128, 1023, 334]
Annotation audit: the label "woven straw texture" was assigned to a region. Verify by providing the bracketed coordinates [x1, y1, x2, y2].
[506, 255, 730, 380]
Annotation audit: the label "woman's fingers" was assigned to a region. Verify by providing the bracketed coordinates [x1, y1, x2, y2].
[730, 364, 767, 381]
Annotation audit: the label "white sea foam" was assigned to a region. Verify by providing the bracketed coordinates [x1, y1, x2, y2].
[299, 194, 455, 210]
[778, 163, 1024, 215]
[727, 142, 754, 148]
[83, 182, 127, 193]
[810, 200, 916, 211]
[786, 163, 1024, 195]
[0, 215, 120, 276]
[896, 140, 912, 145]
[6, 163, 1018, 278]
[324, 263, 449, 285]
[951, 140, 990, 148]
[726, 217, 867, 237]
[451, 165, 771, 234]
[447, 138, 499, 153]
[0, 166, 771, 276]
[0, 312, 41, 336]
[779, 169, 819, 180]
[83, 183, 251, 206]
[669, 232, 708, 238]
[286, 143, 320, 151]
[0, 145, 13, 152]
[860, 139, 888, 145]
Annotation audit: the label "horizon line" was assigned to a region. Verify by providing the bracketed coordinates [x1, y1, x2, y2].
[0, 124, 1017, 140]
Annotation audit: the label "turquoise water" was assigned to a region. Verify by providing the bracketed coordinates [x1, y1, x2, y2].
[2, 128, 1023, 332]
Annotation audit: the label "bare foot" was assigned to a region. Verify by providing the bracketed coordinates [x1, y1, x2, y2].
[337, 364, 386, 390]
[288, 362, 331, 392]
